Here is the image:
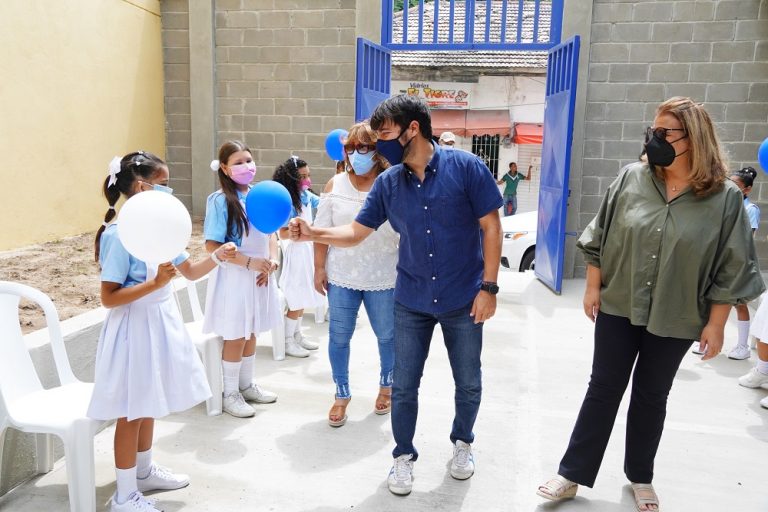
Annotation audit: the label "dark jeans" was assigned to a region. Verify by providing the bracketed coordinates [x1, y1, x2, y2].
[558, 312, 692, 487]
[392, 301, 483, 461]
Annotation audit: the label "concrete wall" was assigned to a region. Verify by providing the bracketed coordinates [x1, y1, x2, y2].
[0, 0, 166, 251]
[574, 0, 768, 276]
[162, 0, 381, 216]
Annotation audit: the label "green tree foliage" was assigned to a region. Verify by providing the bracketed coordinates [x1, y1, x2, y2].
[394, 0, 421, 12]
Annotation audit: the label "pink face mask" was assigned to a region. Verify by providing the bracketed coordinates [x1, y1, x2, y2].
[229, 162, 256, 185]
[300, 178, 312, 191]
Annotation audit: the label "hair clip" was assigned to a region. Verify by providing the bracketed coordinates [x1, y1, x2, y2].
[102, 221, 110, 227]
[108, 206, 115, 211]
[210, 159, 220, 172]
[107, 156, 122, 188]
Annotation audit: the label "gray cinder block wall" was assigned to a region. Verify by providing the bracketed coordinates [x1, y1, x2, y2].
[574, 0, 768, 276]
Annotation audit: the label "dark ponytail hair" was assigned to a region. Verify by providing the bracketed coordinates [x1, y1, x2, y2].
[94, 151, 166, 261]
[272, 156, 307, 213]
[215, 140, 251, 242]
[731, 166, 757, 188]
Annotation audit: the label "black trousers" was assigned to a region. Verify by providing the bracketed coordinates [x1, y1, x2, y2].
[558, 312, 692, 487]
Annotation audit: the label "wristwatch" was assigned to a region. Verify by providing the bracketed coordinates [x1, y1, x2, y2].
[480, 281, 499, 295]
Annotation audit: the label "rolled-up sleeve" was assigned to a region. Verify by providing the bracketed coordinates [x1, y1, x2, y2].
[577, 194, 610, 269]
[705, 192, 766, 304]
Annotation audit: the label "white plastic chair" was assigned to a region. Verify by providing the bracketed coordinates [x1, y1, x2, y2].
[0, 281, 105, 512]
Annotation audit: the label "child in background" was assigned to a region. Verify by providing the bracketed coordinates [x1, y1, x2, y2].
[89, 151, 236, 512]
[738, 292, 768, 409]
[203, 140, 282, 418]
[273, 156, 325, 358]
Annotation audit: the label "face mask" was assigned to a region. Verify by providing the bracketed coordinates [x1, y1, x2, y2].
[375, 126, 413, 166]
[644, 133, 687, 168]
[229, 162, 256, 185]
[300, 178, 312, 191]
[349, 151, 376, 175]
[153, 184, 174, 194]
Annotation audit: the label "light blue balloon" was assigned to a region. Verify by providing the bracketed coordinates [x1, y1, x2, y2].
[759, 137, 768, 174]
[245, 181, 292, 234]
[325, 128, 348, 161]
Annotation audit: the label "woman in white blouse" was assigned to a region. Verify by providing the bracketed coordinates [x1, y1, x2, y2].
[314, 121, 399, 427]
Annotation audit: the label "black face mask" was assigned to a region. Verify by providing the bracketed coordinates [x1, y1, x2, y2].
[644, 132, 688, 168]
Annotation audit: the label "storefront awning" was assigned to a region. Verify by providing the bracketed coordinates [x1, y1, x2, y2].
[513, 122, 544, 144]
[431, 109, 512, 138]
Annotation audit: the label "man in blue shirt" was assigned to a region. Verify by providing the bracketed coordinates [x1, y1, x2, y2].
[289, 95, 502, 495]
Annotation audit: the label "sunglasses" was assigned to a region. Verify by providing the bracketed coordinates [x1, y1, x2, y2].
[645, 126, 686, 143]
[344, 143, 377, 155]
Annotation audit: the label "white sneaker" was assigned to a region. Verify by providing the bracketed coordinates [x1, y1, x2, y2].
[691, 342, 705, 355]
[137, 463, 189, 492]
[728, 345, 751, 360]
[295, 330, 319, 350]
[387, 454, 414, 495]
[450, 440, 475, 480]
[738, 367, 768, 389]
[241, 383, 278, 404]
[761, 395, 768, 409]
[110, 492, 161, 512]
[285, 339, 310, 358]
[223, 392, 255, 417]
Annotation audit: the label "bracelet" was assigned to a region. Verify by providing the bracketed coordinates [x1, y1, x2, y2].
[210, 251, 223, 266]
[269, 258, 280, 270]
[246, 257, 252, 270]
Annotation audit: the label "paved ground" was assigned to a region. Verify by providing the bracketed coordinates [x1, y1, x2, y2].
[1, 272, 767, 511]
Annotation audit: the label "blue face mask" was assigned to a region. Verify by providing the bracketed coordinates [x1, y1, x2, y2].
[375, 126, 413, 166]
[139, 181, 174, 194]
[349, 151, 376, 175]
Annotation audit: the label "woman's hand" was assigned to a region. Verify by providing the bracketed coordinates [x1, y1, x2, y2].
[153, 262, 177, 287]
[583, 287, 601, 322]
[216, 242, 238, 261]
[314, 267, 328, 296]
[248, 257, 272, 274]
[256, 272, 269, 287]
[699, 322, 725, 361]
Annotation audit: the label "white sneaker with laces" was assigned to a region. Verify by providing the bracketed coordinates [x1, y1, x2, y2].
[241, 383, 278, 403]
[387, 454, 414, 495]
[728, 345, 751, 360]
[110, 491, 162, 512]
[295, 330, 319, 350]
[691, 342, 705, 355]
[223, 392, 256, 417]
[761, 395, 768, 409]
[450, 440, 475, 480]
[285, 339, 310, 358]
[137, 463, 189, 492]
[738, 367, 768, 389]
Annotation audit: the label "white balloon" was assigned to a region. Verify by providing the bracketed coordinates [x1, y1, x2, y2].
[117, 190, 192, 264]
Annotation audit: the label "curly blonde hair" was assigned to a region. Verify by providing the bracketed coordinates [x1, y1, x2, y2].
[345, 122, 389, 175]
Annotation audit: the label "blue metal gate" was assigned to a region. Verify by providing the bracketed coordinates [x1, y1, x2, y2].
[534, 35, 580, 294]
[355, 38, 391, 122]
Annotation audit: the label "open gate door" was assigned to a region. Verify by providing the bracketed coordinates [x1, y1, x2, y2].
[355, 37, 391, 122]
[535, 35, 580, 294]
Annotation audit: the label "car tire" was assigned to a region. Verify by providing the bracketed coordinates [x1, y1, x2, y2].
[519, 248, 535, 272]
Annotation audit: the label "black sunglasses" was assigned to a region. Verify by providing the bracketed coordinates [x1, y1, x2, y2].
[344, 143, 377, 155]
[645, 126, 686, 143]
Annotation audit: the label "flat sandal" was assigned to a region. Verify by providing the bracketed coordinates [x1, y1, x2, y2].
[536, 475, 578, 501]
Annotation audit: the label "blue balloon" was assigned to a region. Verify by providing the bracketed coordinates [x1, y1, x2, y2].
[245, 181, 292, 234]
[759, 137, 768, 174]
[325, 128, 348, 161]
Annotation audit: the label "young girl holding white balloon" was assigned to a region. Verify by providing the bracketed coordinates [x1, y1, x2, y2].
[273, 156, 325, 358]
[89, 151, 237, 512]
[203, 140, 283, 418]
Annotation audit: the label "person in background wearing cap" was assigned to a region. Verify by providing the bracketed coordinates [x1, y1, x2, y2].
[496, 162, 531, 216]
[438, 131, 456, 147]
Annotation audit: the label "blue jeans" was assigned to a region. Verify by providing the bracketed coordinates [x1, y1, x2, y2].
[503, 194, 517, 216]
[327, 283, 395, 399]
[392, 300, 483, 461]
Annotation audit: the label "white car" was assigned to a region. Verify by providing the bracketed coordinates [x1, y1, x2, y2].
[500, 210, 537, 272]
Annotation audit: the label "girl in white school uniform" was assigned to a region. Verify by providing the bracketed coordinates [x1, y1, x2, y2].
[203, 140, 282, 418]
[89, 151, 237, 512]
[273, 156, 325, 358]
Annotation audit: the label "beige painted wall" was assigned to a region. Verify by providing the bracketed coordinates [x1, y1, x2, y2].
[0, 0, 166, 251]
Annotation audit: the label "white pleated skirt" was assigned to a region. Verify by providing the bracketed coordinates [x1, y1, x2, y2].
[203, 262, 282, 340]
[749, 292, 768, 342]
[87, 293, 211, 422]
[279, 239, 325, 311]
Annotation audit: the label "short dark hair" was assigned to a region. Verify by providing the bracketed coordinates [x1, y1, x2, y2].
[369, 94, 433, 140]
[509, 162, 517, 168]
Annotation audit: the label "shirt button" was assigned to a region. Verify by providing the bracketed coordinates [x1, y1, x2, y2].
[427, 229, 431, 234]
[656, 228, 661, 232]
[417, 184, 421, 188]
[647, 281, 652, 286]
[429, 253, 433, 257]
[433, 299, 438, 303]
[652, 255, 657, 259]
[432, 276, 436, 280]
[424, 206, 428, 210]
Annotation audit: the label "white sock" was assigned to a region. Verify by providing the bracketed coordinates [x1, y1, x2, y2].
[136, 449, 152, 479]
[737, 320, 750, 348]
[115, 466, 138, 504]
[222, 360, 242, 396]
[239, 354, 255, 390]
[295, 316, 303, 334]
[757, 344, 768, 374]
[285, 317, 297, 341]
